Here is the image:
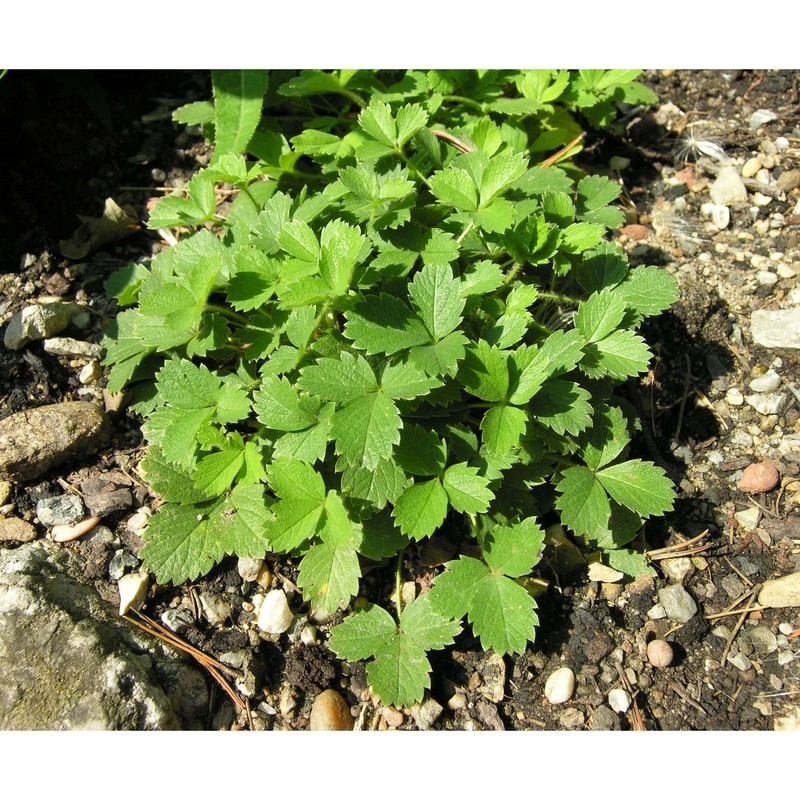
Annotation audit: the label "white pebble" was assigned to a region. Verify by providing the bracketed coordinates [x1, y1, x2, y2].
[749, 370, 782, 393]
[608, 688, 631, 714]
[587, 562, 624, 583]
[777, 263, 797, 279]
[756, 270, 778, 286]
[710, 204, 730, 229]
[257, 589, 294, 634]
[742, 157, 762, 179]
[126, 508, 152, 532]
[544, 667, 575, 704]
[774, 137, 790, 151]
[79, 361, 102, 385]
[725, 387, 745, 406]
[300, 624, 319, 645]
[118, 571, 149, 615]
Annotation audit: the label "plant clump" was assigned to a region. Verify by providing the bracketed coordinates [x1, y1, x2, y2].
[102, 69, 676, 707]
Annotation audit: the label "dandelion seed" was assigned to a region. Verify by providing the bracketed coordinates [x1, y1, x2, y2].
[674, 123, 729, 165]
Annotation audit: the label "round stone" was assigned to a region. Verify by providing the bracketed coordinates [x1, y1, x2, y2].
[309, 689, 353, 731]
[257, 589, 294, 634]
[738, 461, 780, 494]
[544, 666, 575, 704]
[608, 687, 631, 714]
[647, 639, 674, 668]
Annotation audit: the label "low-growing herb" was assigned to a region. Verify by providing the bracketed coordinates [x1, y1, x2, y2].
[103, 69, 674, 707]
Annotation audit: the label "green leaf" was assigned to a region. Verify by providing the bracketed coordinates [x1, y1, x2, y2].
[473, 198, 515, 233]
[482, 518, 545, 578]
[392, 478, 448, 540]
[429, 556, 538, 655]
[141, 498, 228, 584]
[560, 222, 606, 254]
[380, 359, 442, 400]
[529, 379, 593, 437]
[596, 459, 675, 518]
[555, 465, 611, 539]
[340, 458, 408, 510]
[277, 219, 319, 263]
[298, 352, 377, 404]
[576, 242, 629, 294]
[458, 340, 509, 402]
[358, 99, 397, 148]
[395, 103, 429, 147]
[211, 70, 269, 158]
[606, 548, 655, 579]
[582, 329, 652, 380]
[480, 404, 528, 455]
[267, 457, 325, 502]
[319, 219, 366, 296]
[139, 447, 210, 505]
[442, 463, 494, 514]
[508, 329, 585, 405]
[580, 404, 631, 470]
[480, 151, 528, 205]
[429, 167, 478, 212]
[254, 375, 317, 431]
[408, 264, 465, 341]
[192, 444, 245, 496]
[331, 391, 402, 469]
[227, 252, 278, 312]
[575, 288, 627, 343]
[298, 541, 361, 614]
[344, 294, 430, 355]
[615, 266, 680, 319]
[395, 424, 447, 477]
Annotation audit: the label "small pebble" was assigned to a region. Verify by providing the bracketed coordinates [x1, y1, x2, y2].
[118, 571, 149, 616]
[749, 370, 782, 393]
[559, 707, 585, 729]
[382, 706, 404, 728]
[745, 392, 788, 416]
[659, 556, 693, 584]
[749, 109, 777, 129]
[778, 623, 795, 636]
[36, 494, 85, 527]
[742, 157, 762, 179]
[756, 270, 778, 286]
[126, 508, 152, 532]
[161, 608, 194, 633]
[774, 137, 790, 151]
[79, 361, 102, 385]
[410, 698, 444, 730]
[725, 387, 744, 406]
[734, 507, 761, 529]
[257, 589, 294, 634]
[51, 515, 101, 541]
[544, 667, 575, 704]
[727, 652, 753, 671]
[587, 561, 624, 583]
[300, 624, 318, 645]
[237, 556, 263, 582]
[647, 639, 674, 668]
[608, 687, 631, 714]
[448, 693, 467, 710]
[737, 461, 780, 493]
[0, 480, 12, 506]
[758, 571, 800, 608]
[309, 689, 353, 731]
[0, 517, 37, 543]
[658, 584, 698, 623]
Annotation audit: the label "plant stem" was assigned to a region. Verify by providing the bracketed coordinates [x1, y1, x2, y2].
[443, 94, 485, 112]
[397, 149, 431, 189]
[394, 548, 405, 619]
[503, 262, 523, 284]
[537, 290, 580, 305]
[457, 221, 474, 244]
[204, 304, 249, 326]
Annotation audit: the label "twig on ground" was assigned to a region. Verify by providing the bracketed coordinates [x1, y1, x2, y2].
[539, 133, 585, 169]
[646, 529, 713, 561]
[673, 354, 692, 443]
[720, 586, 760, 665]
[723, 555, 755, 588]
[666, 677, 707, 716]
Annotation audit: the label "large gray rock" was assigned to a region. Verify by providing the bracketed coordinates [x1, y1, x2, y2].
[0, 541, 196, 729]
[0, 401, 111, 482]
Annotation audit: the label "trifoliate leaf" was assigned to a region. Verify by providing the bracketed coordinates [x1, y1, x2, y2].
[459, 260, 505, 297]
[428, 556, 538, 655]
[226, 252, 278, 311]
[408, 264, 465, 341]
[392, 478, 448, 540]
[395, 424, 447, 477]
[473, 198, 515, 233]
[277, 219, 319, 263]
[358, 99, 397, 148]
[482, 311, 529, 350]
[442, 463, 494, 514]
[298, 541, 361, 614]
[596, 459, 675, 518]
[560, 222, 606, 254]
[344, 294, 430, 355]
[329, 595, 460, 707]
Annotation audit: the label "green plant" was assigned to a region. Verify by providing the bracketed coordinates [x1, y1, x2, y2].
[102, 69, 675, 707]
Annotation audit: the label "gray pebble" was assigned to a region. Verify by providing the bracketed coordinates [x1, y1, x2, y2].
[36, 494, 85, 527]
[751, 308, 800, 349]
[746, 626, 778, 656]
[749, 370, 782, 393]
[658, 584, 698, 623]
[589, 704, 621, 730]
[43, 337, 105, 360]
[727, 652, 752, 671]
[108, 550, 140, 581]
[745, 392, 788, 416]
[410, 698, 443, 730]
[161, 608, 194, 634]
[559, 707, 585, 729]
[709, 167, 748, 206]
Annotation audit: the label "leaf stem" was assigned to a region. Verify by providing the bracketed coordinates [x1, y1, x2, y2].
[397, 149, 431, 189]
[394, 548, 405, 619]
[204, 304, 249, 326]
[457, 221, 474, 245]
[503, 262, 523, 284]
[443, 94, 485, 112]
[537, 290, 580, 305]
